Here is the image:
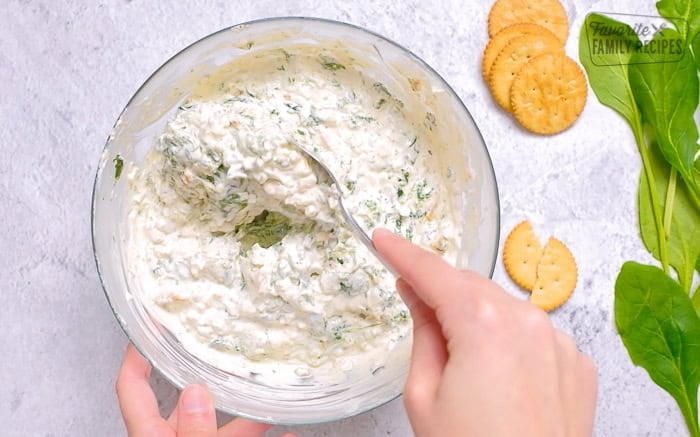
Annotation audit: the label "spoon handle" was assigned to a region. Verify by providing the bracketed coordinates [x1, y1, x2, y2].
[336, 195, 399, 278]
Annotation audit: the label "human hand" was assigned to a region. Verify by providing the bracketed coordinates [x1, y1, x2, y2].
[116, 344, 285, 437]
[373, 229, 597, 437]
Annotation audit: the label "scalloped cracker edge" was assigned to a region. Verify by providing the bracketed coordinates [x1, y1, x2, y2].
[503, 221, 544, 291]
[488, 33, 563, 112]
[530, 237, 578, 312]
[488, 0, 569, 44]
[510, 53, 588, 135]
[482, 23, 559, 80]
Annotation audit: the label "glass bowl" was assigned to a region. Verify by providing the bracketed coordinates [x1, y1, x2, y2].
[92, 17, 500, 425]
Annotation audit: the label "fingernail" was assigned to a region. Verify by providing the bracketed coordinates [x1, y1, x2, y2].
[181, 384, 211, 414]
[372, 227, 395, 241]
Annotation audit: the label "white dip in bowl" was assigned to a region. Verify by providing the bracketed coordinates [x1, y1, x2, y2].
[93, 17, 499, 424]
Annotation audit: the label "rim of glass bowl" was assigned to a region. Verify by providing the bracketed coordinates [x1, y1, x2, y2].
[91, 16, 501, 425]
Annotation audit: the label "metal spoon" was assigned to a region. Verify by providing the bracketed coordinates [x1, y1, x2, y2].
[291, 141, 399, 278]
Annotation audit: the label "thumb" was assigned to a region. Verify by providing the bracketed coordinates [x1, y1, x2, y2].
[176, 385, 217, 437]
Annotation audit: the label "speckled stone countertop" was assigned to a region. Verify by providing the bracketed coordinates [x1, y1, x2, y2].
[0, 0, 690, 436]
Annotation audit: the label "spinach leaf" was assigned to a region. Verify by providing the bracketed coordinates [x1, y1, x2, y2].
[584, 11, 700, 436]
[319, 55, 346, 71]
[639, 142, 700, 292]
[237, 210, 291, 250]
[657, 0, 700, 40]
[580, 14, 671, 269]
[113, 154, 124, 181]
[579, 14, 642, 128]
[629, 30, 700, 205]
[221, 192, 248, 209]
[693, 32, 700, 70]
[615, 261, 700, 436]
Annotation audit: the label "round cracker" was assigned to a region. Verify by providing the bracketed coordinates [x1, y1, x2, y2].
[482, 23, 559, 80]
[510, 53, 587, 135]
[488, 0, 569, 44]
[489, 33, 563, 112]
[530, 237, 578, 312]
[503, 221, 544, 291]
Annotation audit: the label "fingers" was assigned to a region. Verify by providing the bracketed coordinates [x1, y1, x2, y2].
[176, 385, 217, 437]
[164, 385, 277, 437]
[575, 353, 598, 437]
[116, 344, 172, 436]
[373, 229, 504, 311]
[217, 417, 272, 437]
[167, 406, 178, 429]
[554, 332, 598, 437]
[373, 229, 513, 343]
[117, 344, 275, 437]
[373, 229, 465, 311]
[553, 331, 578, 434]
[397, 279, 447, 405]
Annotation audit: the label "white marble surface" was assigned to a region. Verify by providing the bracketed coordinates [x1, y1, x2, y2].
[0, 0, 690, 436]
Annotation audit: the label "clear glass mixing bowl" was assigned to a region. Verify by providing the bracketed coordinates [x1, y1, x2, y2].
[92, 17, 500, 425]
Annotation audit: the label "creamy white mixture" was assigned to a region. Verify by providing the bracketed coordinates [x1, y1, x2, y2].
[127, 47, 462, 382]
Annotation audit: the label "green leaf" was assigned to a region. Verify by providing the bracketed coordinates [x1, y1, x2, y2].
[692, 32, 700, 70]
[579, 14, 642, 127]
[615, 261, 700, 436]
[373, 82, 391, 96]
[319, 55, 346, 71]
[221, 192, 248, 209]
[580, 13, 672, 271]
[639, 142, 700, 292]
[237, 210, 291, 250]
[656, 0, 700, 40]
[629, 30, 700, 200]
[113, 154, 124, 181]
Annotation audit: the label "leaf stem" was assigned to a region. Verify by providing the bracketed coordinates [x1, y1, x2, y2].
[663, 171, 693, 295]
[634, 123, 670, 274]
[685, 409, 700, 437]
[681, 393, 700, 437]
[688, 178, 700, 212]
[663, 169, 677, 239]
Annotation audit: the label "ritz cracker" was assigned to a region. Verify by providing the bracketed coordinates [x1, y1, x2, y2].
[483, 0, 587, 135]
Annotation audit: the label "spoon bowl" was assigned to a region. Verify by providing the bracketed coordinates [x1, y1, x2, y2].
[291, 140, 399, 277]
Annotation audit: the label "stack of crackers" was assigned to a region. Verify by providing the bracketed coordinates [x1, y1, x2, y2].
[483, 0, 587, 135]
